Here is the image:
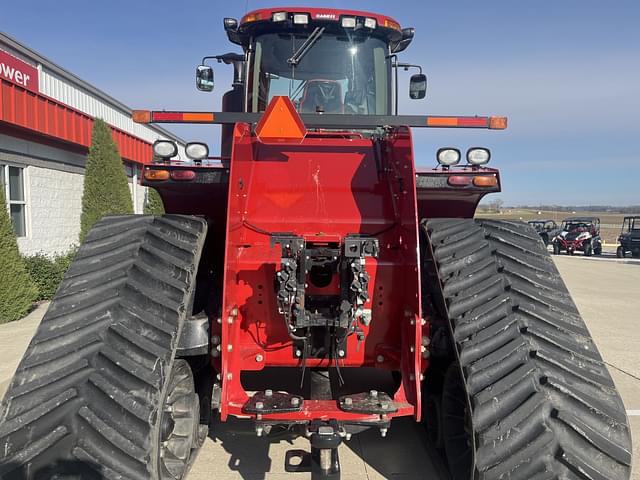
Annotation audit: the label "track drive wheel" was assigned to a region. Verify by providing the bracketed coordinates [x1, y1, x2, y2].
[0, 215, 208, 480]
[422, 219, 631, 480]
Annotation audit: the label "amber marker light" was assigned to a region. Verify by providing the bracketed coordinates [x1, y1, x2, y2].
[473, 176, 498, 187]
[489, 116, 508, 130]
[132, 110, 151, 123]
[144, 169, 170, 181]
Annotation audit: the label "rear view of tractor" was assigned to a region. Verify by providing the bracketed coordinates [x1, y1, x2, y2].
[0, 7, 632, 480]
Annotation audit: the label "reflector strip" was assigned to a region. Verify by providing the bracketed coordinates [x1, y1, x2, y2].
[144, 169, 170, 181]
[151, 112, 215, 122]
[132, 110, 151, 123]
[427, 117, 490, 128]
[473, 175, 498, 187]
[426, 117, 459, 127]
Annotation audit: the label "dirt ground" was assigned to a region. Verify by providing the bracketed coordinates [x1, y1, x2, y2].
[0, 255, 638, 479]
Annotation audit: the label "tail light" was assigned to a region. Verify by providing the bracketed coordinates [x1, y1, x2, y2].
[170, 170, 196, 181]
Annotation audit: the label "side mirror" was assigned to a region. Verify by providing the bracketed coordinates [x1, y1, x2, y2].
[196, 65, 214, 92]
[409, 73, 427, 99]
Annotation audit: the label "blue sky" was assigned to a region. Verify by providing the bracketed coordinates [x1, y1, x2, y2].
[3, 0, 639, 205]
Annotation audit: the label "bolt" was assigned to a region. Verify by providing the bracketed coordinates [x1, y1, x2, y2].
[216, 373, 221, 380]
[227, 344, 233, 352]
[216, 317, 222, 324]
[376, 355, 385, 363]
[295, 349, 302, 357]
[410, 345, 415, 353]
[285, 244, 290, 249]
[227, 317, 234, 324]
[381, 403, 389, 410]
[422, 336, 430, 346]
[409, 374, 415, 381]
[255, 401, 264, 410]
[346, 433, 352, 441]
[227, 373, 233, 381]
[380, 427, 388, 438]
[231, 307, 239, 316]
[410, 318, 415, 326]
[265, 389, 273, 397]
[344, 397, 353, 406]
[421, 318, 427, 326]
[291, 397, 300, 407]
[420, 374, 425, 381]
[211, 350, 220, 358]
[256, 425, 264, 436]
[212, 335, 221, 345]
[255, 354, 263, 362]
[422, 350, 430, 359]
[370, 390, 378, 398]
[420, 345, 426, 353]
[216, 344, 221, 351]
[338, 350, 345, 357]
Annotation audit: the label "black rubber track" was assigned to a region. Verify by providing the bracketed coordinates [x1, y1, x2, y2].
[423, 219, 632, 480]
[0, 214, 207, 480]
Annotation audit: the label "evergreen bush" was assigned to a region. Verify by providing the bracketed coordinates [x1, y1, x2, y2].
[0, 184, 38, 323]
[144, 187, 165, 215]
[79, 119, 133, 242]
[24, 250, 76, 301]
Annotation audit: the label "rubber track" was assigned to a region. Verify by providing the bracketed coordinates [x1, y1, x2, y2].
[423, 219, 632, 480]
[0, 214, 207, 480]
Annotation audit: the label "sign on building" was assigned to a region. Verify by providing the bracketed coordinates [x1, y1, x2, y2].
[0, 49, 39, 93]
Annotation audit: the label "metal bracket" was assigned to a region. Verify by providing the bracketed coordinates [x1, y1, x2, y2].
[243, 390, 304, 415]
[338, 390, 398, 414]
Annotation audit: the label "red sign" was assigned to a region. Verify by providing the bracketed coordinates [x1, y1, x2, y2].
[0, 49, 39, 93]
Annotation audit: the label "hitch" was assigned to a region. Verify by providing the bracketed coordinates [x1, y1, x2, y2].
[285, 420, 344, 480]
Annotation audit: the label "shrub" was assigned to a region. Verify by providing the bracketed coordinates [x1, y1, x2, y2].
[0, 183, 38, 323]
[80, 118, 133, 242]
[24, 249, 77, 301]
[144, 187, 165, 215]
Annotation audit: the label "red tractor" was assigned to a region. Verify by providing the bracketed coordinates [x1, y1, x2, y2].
[0, 7, 631, 480]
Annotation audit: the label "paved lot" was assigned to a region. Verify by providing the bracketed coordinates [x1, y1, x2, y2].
[0, 254, 638, 479]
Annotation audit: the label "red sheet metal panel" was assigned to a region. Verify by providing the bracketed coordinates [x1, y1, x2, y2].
[0, 78, 151, 164]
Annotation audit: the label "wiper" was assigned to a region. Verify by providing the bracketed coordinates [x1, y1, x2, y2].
[287, 27, 325, 66]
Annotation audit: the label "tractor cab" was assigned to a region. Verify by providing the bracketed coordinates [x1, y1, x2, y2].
[197, 8, 424, 118]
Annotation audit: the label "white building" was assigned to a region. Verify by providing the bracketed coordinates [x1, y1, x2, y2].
[0, 31, 184, 256]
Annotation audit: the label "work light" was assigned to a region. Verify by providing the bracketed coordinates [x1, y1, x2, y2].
[437, 148, 461, 166]
[364, 17, 377, 29]
[272, 12, 287, 22]
[153, 140, 178, 159]
[341, 17, 356, 28]
[467, 148, 491, 165]
[293, 13, 309, 24]
[185, 142, 209, 162]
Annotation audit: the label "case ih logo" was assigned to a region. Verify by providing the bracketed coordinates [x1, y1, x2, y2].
[313, 13, 337, 20]
[0, 49, 39, 93]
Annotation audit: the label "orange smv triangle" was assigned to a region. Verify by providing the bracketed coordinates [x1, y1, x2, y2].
[255, 96, 306, 145]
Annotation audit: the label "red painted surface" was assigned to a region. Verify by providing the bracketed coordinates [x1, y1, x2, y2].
[0, 49, 39, 94]
[205, 117, 424, 423]
[0, 78, 153, 164]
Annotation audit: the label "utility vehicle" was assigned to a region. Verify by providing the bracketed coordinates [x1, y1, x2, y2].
[617, 215, 640, 258]
[527, 219, 559, 245]
[553, 216, 603, 256]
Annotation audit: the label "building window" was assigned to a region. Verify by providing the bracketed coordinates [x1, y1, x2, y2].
[0, 164, 27, 237]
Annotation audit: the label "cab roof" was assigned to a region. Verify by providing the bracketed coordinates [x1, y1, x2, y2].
[240, 7, 402, 31]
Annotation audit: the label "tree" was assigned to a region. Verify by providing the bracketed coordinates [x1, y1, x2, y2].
[144, 187, 165, 215]
[0, 183, 38, 323]
[80, 119, 133, 241]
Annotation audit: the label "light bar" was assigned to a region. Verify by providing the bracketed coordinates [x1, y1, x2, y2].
[341, 16, 356, 28]
[293, 13, 309, 24]
[132, 111, 217, 124]
[272, 11, 287, 22]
